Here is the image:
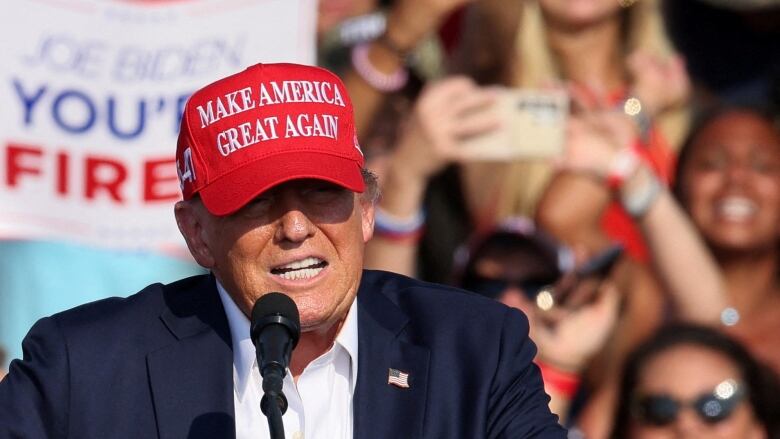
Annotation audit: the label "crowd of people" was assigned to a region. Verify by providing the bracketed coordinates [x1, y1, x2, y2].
[1, 0, 778, 437]
[321, 0, 780, 436]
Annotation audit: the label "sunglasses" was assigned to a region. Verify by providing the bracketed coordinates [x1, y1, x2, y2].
[463, 276, 556, 301]
[632, 379, 747, 426]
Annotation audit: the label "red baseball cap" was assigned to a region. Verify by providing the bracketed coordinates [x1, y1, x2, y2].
[176, 63, 365, 216]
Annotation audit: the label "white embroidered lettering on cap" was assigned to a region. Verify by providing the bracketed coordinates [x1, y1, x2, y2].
[283, 114, 338, 139]
[196, 86, 256, 129]
[257, 81, 346, 107]
[203, 80, 346, 158]
[217, 116, 281, 157]
[353, 134, 363, 156]
[177, 147, 196, 189]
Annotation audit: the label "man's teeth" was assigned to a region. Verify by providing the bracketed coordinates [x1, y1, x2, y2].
[278, 267, 324, 280]
[278, 257, 323, 270]
[717, 197, 756, 220]
[274, 257, 326, 280]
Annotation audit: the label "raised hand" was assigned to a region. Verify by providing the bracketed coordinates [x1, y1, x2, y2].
[628, 50, 691, 117]
[533, 281, 621, 373]
[556, 110, 636, 179]
[389, 76, 500, 183]
[385, 0, 476, 50]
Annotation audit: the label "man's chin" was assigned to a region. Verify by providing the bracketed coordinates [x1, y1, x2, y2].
[298, 310, 346, 337]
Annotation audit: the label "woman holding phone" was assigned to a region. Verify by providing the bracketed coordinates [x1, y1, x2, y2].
[453, 217, 622, 425]
[366, 0, 691, 283]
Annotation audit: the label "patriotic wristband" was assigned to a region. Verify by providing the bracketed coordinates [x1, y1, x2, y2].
[374, 206, 425, 242]
[350, 43, 409, 93]
[373, 227, 425, 243]
[374, 206, 426, 233]
[537, 360, 581, 399]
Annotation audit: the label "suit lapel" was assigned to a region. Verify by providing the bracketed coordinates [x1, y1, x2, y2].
[147, 276, 235, 439]
[354, 274, 430, 439]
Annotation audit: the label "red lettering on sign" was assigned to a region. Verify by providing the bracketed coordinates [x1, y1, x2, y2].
[143, 157, 179, 202]
[56, 151, 69, 196]
[3, 142, 180, 206]
[85, 157, 128, 202]
[6, 143, 43, 187]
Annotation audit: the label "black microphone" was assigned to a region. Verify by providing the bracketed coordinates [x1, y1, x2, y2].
[250, 292, 300, 439]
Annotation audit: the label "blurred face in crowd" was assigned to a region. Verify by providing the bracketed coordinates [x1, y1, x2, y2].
[179, 179, 374, 334]
[466, 242, 559, 319]
[679, 111, 780, 254]
[539, 0, 623, 29]
[629, 344, 765, 439]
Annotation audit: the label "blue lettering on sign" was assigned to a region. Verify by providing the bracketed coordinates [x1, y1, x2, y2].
[22, 34, 106, 79]
[22, 34, 247, 82]
[52, 89, 97, 134]
[11, 77, 193, 141]
[107, 96, 145, 140]
[13, 79, 47, 125]
[174, 93, 189, 133]
[112, 38, 246, 82]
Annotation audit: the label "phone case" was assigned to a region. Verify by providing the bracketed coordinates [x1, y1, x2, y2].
[458, 88, 568, 160]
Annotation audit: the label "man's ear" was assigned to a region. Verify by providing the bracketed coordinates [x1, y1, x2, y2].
[174, 200, 216, 268]
[360, 198, 375, 243]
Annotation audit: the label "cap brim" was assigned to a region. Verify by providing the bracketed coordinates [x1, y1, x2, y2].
[198, 151, 365, 216]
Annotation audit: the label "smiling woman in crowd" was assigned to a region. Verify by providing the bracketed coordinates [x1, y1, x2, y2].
[674, 107, 780, 374]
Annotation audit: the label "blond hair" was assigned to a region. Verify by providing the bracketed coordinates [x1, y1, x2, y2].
[453, 0, 689, 224]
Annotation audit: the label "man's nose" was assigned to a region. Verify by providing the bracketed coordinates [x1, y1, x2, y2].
[274, 206, 316, 243]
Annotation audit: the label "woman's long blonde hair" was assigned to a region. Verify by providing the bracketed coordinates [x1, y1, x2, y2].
[451, 0, 690, 225]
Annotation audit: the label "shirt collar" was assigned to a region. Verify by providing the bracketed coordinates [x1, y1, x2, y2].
[336, 293, 359, 392]
[215, 278, 359, 398]
[216, 280, 255, 399]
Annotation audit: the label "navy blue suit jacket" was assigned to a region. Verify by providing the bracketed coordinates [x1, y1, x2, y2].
[0, 270, 566, 438]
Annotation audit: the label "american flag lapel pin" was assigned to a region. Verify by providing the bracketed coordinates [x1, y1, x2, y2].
[388, 368, 410, 389]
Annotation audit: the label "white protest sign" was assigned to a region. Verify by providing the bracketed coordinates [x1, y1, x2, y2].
[0, 0, 316, 252]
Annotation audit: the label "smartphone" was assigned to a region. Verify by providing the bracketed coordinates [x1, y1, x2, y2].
[537, 243, 624, 311]
[575, 243, 624, 279]
[458, 87, 568, 161]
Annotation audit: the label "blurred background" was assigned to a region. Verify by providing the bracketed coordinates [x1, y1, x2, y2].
[1, 0, 779, 437]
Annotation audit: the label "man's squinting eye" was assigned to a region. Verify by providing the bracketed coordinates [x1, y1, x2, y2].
[303, 183, 347, 202]
[240, 195, 274, 217]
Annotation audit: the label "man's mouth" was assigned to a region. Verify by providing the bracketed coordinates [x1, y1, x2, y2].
[271, 257, 328, 280]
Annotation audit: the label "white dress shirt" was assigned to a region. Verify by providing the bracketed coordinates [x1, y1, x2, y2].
[217, 281, 358, 439]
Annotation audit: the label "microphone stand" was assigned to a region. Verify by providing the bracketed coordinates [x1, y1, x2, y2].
[260, 363, 288, 439]
[251, 293, 300, 439]
[261, 393, 285, 439]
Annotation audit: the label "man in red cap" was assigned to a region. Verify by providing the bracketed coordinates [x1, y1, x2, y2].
[0, 63, 566, 438]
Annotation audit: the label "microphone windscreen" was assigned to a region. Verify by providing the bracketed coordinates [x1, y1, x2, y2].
[250, 292, 300, 342]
